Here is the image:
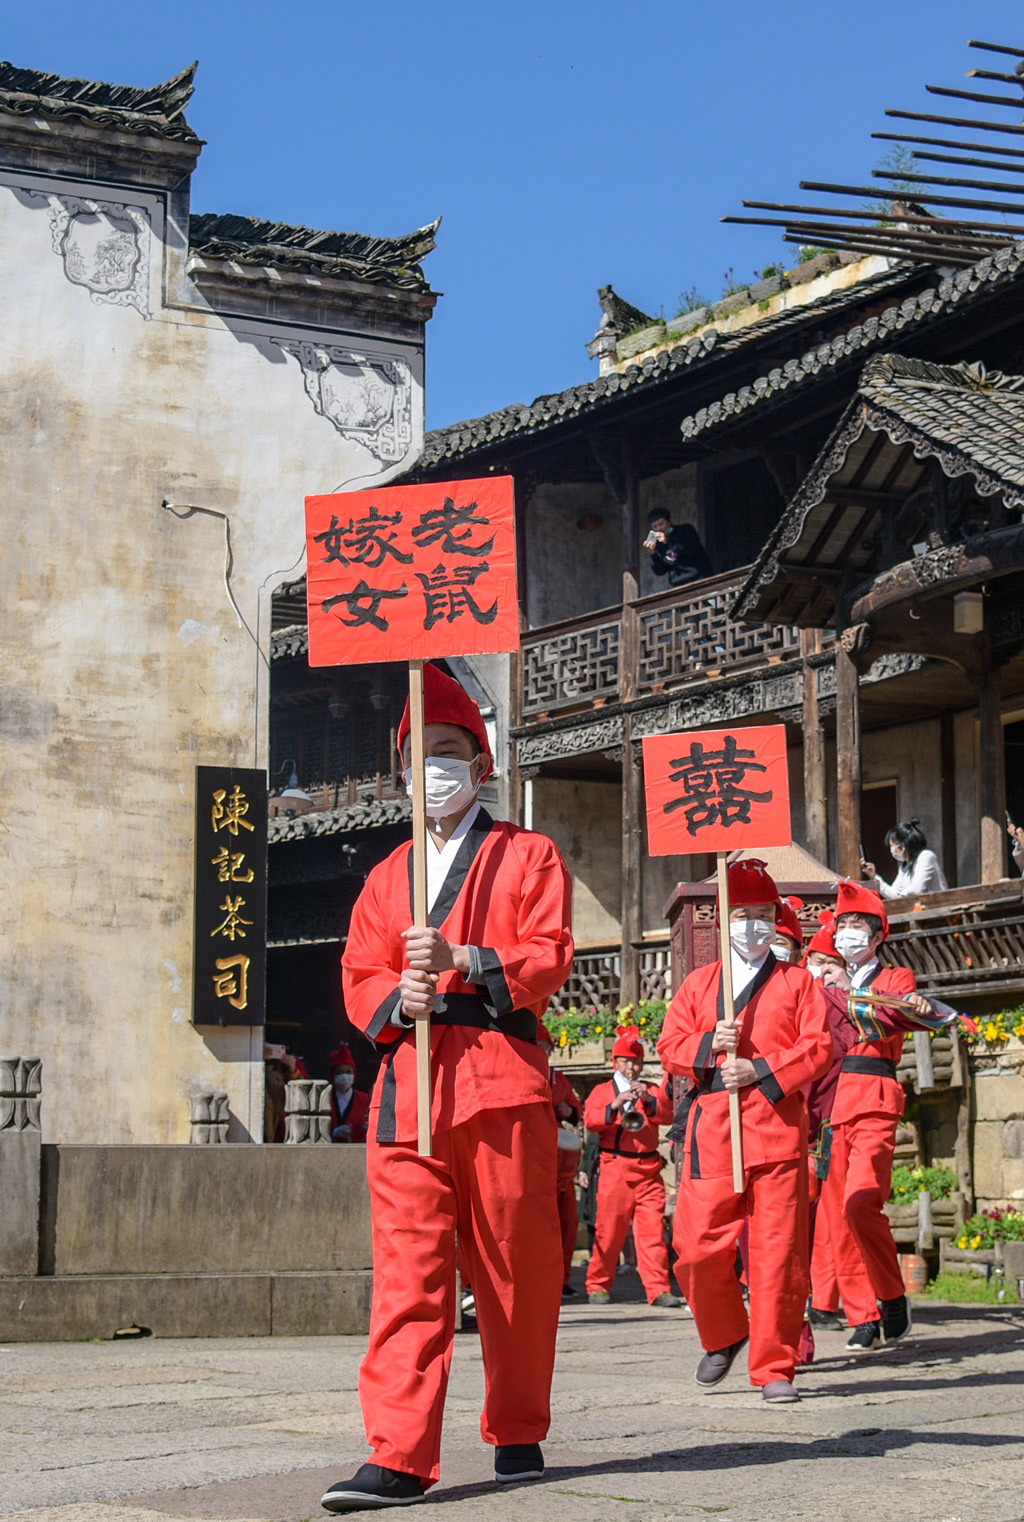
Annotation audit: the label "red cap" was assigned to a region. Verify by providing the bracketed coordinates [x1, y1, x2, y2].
[329, 1045, 355, 1072]
[721, 857, 781, 913]
[775, 895, 804, 948]
[397, 662, 493, 779]
[835, 878, 889, 939]
[612, 1023, 644, 1060]
[805, 910, 842, 962]
[537, 1022, 554, 1047]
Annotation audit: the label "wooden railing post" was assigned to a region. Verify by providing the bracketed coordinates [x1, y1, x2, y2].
[801, 628, 828, 863]
[979, 639, 1006, 884]
[836, 624, 867, 879]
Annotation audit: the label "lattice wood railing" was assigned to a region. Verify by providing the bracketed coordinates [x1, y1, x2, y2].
[634, 569, 801, 694]
[521, 607, 622, 717]
[881, 883, 1024, 1001]
[547, 939, 672, 1013]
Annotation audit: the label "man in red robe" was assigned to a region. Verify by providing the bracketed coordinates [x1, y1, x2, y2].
[321, 663, 573, 1513]
[659, 859, 833, 1403]
[537, 1023, 584, 1297]
[328, 1045, 370, 1144]
[820, 880, 941, 1352]
[583, 1026, 681, 1308]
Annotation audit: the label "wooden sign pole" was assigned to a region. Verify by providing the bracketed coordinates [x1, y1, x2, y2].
[716, 852, 745, 1195]
[408, 658, 433, 1158]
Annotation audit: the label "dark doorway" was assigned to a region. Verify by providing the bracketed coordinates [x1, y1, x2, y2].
[1004, 720, 1024, 863]
[861, 781, 899, 877]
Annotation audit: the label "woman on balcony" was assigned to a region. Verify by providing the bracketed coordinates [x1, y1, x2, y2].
[860, 819, 947, 900]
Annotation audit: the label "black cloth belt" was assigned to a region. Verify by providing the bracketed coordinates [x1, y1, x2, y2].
[599, 1147, 661, 1160]
[697, 1069, 728, 1094]
[430, 992, 538, 1044]
[841, 1055, 897, 1079]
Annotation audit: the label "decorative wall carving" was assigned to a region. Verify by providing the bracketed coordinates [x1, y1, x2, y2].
[284, 1078, 333, 1143]
[272, 340, 413, 465]
[30, 192, 152, 318]
[0, 1057, 42, 1132]
[517, 714, 623, 766]
[188, 1087, 229, 1143]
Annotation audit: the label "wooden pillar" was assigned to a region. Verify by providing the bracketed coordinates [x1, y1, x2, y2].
[801, 628, 828, 863]
[979, 642, 1006, 883]
[939, 711, 957, 888]
[835, 632, 863, 879]
[620, 717, 642, 1007]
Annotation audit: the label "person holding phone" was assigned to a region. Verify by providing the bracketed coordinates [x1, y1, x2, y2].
[860, 818, 947, 899]
[643, 510, 712, 588]
[1006, 811, 1024, 876]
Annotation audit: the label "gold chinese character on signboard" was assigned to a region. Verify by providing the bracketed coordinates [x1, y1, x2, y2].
[212, 954, 250, 1010]
[211, 846, 254, 884]
[212, 785, 255, 836]
[211, 895, 253, 941]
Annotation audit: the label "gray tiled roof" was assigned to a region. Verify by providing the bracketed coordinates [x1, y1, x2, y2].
[680, 241, 1024, 444]
[0, 60, 199, 141]
[269, 797, 411, 843]
[271, 625, 308, 662]
[189, 212, 439, 291]
[418, 265, 921, 466]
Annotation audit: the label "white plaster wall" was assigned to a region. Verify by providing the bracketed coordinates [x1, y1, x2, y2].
[861, 717, 945, 880]
[525, 483, 620, 627]
[0, 172, 425, 1143]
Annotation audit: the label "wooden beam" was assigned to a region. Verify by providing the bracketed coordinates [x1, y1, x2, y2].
[979, 640, 1007, 883]
[802, 629, 828, 863]
[835, 635, 863, 878]
[620, 715, 642, 1007]
[940, 712, 957, 888]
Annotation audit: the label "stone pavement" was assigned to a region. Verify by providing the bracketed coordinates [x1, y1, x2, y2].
[2, 1273, 1023, 1522]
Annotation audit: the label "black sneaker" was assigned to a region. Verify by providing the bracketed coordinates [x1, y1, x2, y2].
[880, 1293, 912, 1343]
[321, 1464, 425, 1511]
[694, 1336, 748, 1387]
[561, 1283, 577, 1298]
[495, 1443, 544, 1483]
[845, 1321, 882, 1353]
[808, 1307, 843, 1330]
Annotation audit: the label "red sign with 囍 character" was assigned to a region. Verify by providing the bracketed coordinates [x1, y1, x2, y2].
[643, 724, 792, 855]
[305, 476, 519, 666]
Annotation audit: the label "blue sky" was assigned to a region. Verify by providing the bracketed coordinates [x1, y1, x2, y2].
[7, 2, 1024, 429]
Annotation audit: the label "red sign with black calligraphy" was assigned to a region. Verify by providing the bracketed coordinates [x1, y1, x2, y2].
[304, 476, 519, 666]
[643, 724, 791, 855]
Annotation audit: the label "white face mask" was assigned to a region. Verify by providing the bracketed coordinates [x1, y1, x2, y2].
[404, 756, 480, 819]
[770, 940, 794, 962]
[890, 844, 906, 862]
[333, 1073, 354, 1093]
[806, 963, 825, 980]
[834, 927, 873, 965]
[729, 919, 776, 960]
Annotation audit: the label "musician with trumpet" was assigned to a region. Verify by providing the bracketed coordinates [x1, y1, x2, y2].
[583, 1025, 682, 1308]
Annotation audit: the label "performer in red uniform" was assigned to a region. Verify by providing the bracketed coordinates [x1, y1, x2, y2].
[537, 1022, 584, 1296]
[821, 880, 943, 1352]
[659, 859, 833, 1403]
[583, 1026, 681, 1308]
[328, 1045, 370, 1144]
[321, 664, 573, 1513]
[770, 896, 805, 963]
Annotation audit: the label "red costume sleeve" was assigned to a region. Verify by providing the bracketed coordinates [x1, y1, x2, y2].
[750, 970, 833, 1101]
[584, 1080, 618, 1136]
[467, 836, 574, 1015]
[342, 861, 407, 1046]
[657, 967, 719, 1081]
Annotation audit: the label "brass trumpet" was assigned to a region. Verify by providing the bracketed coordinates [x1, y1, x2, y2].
[620, 1084, 649, 1132]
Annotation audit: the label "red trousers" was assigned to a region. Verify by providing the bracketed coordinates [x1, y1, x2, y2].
[673, 1157, 808, 1387]
[360, 1103, 563, 1485]
[821, 1113, 903, 1324]
[585, 1154, 671, 1302]
[556, 1174, 579, 1284]
[810, 1196, 841, 1313]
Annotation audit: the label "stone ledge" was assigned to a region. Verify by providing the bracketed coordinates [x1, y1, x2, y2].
[0, 1269, 372, 1342]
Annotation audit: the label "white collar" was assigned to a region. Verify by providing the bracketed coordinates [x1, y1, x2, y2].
[850, 956, 880, 989]
[613, 1069, 634, 1093]
[426, 801, 482, 910]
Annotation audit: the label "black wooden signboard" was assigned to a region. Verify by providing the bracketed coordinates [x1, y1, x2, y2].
[192, 765, 268, 1027]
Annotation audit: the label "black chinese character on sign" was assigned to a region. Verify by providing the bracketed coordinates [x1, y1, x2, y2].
[416, 563, 499, 631]
[412, 497, 495, 558]
[323, 580, 409, 631]
[663, 735, 771, 836]
[314, 506, 413, 568]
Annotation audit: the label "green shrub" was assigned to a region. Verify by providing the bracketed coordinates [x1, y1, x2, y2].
[889, 1165, 957, 1203]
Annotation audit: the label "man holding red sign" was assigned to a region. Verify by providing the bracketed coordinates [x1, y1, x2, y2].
[659, 858, 833, 1403]
[323, 663, 573, 1512]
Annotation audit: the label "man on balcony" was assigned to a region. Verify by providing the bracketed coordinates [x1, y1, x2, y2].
[643, 509, 713, 588]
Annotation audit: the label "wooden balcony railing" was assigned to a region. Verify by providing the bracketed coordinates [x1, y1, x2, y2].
[881, 883, 1024, 1001]
[521, 567, 809, 719]
[548, 939, 672, 1014]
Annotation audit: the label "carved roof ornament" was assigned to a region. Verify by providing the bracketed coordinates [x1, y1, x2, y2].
[0, 59, 199, 140]
[189, 213, 439, 292]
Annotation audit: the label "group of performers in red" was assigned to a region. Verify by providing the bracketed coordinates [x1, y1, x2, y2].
[320, 665, 956, 1511]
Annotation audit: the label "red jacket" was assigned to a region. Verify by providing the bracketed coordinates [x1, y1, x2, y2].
[831, 962, 916, 1124]
[584, 1076, 674, 1157]
[658, 955, 833, 1179]
[331, 1086, 370, 1143]
[550, 1067, 581, 1122]
[342, 811, 574, 1145]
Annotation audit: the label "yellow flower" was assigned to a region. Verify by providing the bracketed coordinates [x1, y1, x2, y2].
[559, 1031, 568, 1047]
[970, 1235, 983, 1250]
[594, 1025, 603, 1035]
[985, 1023, 999, 1042]
[639, 1016, 648, 1026]
[958, 1236, 968, 1249]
